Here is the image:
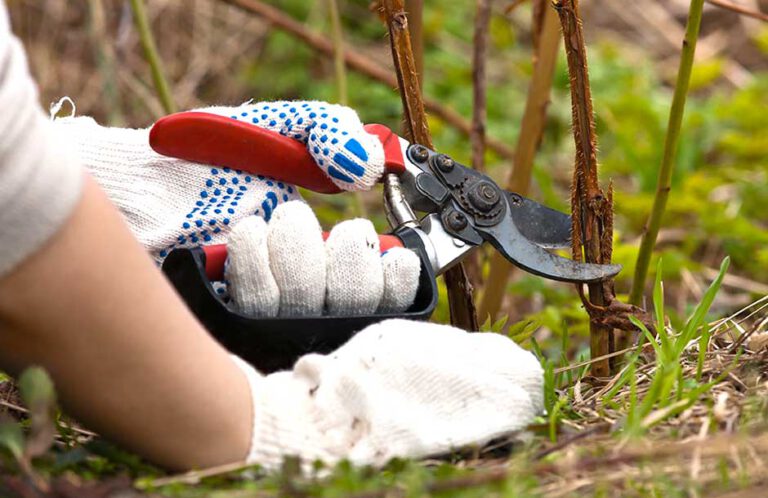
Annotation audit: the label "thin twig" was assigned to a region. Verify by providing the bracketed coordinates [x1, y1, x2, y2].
[470, 0, 491, 173]
[463, 0, 493, 291]
[533, 423, 610, 460]
[326, 0, 368, 218]
[218, 0, 516, 160]
[87, 0, 125, 125]
[478, 0, 560, 321]
[629, 0, 705, 306]
[553, 342, 654, 374]
[0, 400, 98, 438]
[380, 0, 479, 330]
[504, 0, 530, 15]
[327, 0, 348, 105]
[706, 0, 768, 22]
[129, 0, 176, 115]
[142, 460, 253, 487]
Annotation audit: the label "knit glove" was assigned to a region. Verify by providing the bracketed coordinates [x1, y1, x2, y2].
[226, 201, 421, 317]
[51, 101, 385, 261]
[232, 318, 543, 470]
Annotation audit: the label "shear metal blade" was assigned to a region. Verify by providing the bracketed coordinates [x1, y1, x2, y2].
[478, 196, 622, 283]
[507, 192, 572, 249]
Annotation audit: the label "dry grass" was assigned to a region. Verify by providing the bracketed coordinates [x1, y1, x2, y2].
[10, 0, 276, 124]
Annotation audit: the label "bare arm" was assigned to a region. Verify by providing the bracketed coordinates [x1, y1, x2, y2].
[0, 176, 252, 470]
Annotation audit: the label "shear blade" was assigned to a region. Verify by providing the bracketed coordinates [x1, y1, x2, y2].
[480, 197, 622, 283]
[507, 192, 572, 249]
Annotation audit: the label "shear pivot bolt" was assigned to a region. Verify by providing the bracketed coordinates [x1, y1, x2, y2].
[409, 145, 430, 163]
[434, 154, 455, 172]
[446, 211, 468, 231]
[468, 181, 500, 212]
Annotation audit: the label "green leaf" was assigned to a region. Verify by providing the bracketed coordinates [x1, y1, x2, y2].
[548, 397, 568, 443]
[0, 421, 24, 461]
[680, 257, 730, 348]
[630, 315, 662, 360]
[506, 318, 541, 343]
[652, 259, 671, 361]
[490, 315, 509, 333]
[18, 366, 56, 410]
[18, 366, 57, 460]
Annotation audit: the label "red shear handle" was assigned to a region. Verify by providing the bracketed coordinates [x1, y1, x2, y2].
[149, 113, 406, 194]
[150, 112, 340, 194]
[201, 234, 404, 281]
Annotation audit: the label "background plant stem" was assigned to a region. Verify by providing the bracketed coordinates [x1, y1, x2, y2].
[129, 0, 176, 115]
[629, 0, 705, 307]
[219, 0, 516, 160]
[405, 0, 424, 87]
[87, 0, 124, 126]
[327, 0, 348, 106]
[470, 0, 491, 174]
[381, 0, 479, 331]
[478, 2, 560, 321]
[327, 0, 368, 218]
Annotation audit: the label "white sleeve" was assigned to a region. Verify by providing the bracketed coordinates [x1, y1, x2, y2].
[0, 3, 83, 278]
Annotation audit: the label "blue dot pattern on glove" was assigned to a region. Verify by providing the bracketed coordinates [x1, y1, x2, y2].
[155, 167, 300, 260]
[150, 101, 381, 264]
[223, 101, 384, 191]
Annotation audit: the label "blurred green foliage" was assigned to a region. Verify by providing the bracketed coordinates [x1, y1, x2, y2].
[2, 3, 767, 496]
[240, 0, 768, 348]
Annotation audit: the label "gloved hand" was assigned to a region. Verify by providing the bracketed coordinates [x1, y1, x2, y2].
[225, 201, 421, 317]
[232, 318, 543, 470]
[51, 100, 385, 261]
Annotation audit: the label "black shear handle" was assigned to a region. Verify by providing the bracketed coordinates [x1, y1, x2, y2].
[161, 226, 437, 374]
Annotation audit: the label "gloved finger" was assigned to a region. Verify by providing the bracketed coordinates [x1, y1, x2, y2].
[302, 104, 384, 192]
[378, 247, 421, 314]
[325, 219, 384, 316]
[200, 101, 385, 192]
[267, 201, 326, 317]
[225, 216, 279, 317]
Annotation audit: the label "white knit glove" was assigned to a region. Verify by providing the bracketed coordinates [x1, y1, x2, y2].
[225, 201, 420, 317]
[51, 101, 385, 261]
[232, 319, 543, 470]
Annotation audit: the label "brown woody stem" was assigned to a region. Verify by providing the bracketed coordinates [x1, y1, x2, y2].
[381, 0, 479, 331]
[554, 0, 613, 377]
[706, 0, 768, 22]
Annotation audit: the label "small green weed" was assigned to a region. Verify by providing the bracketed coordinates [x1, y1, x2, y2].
[616, 257, 734, 435]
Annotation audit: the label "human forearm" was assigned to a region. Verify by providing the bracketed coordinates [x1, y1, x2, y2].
[0, 177, 252, 470]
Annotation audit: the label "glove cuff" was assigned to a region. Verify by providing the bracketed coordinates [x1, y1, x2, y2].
[49, 115, 293, 257]
[51, 117, 164, 213]
[53, 116, 151, 163]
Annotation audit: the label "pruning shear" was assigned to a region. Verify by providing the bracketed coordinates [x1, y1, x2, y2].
[150, 112, 621, 372]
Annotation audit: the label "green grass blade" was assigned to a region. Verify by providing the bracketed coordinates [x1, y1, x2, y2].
[630, 315, 663, 360]
[653, 259, 665, 338]
[680, 257, 730, 351]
